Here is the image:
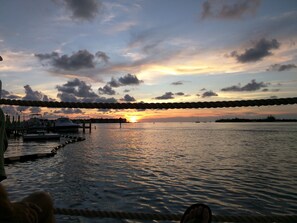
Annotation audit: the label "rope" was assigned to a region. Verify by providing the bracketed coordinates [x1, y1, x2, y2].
[54, 208, 297, 222]
[1, 97, 297, 109]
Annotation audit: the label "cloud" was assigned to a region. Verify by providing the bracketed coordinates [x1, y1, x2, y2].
[98, 85, 116, 95]
[1, 86, 54, 114]
[221, 79, 268, 91]
[267, 63, 297, 72]
[107, 74, 143, 87]
[95, 51, 110, 63]
[255, 11, 297, 40]
[22, 85, 54, 101]
[128, 28, 163, 54]
[62, 0, 101, 21]
[56, 78, 117, 103]
[201, 0, 261, 20]
[201, 90, 218, 98]
[53, 108, 83, 114]
[171, 81, 183, 85]
[35, 50, 108, 71]
[155, 92, 174, 100]
[108, 77, 121, 88]
[120, 94, 136, 102]
[29, 107, 42, 114]
[118, 73, 143, 85]
[1, 89, 21, 99]
[175, 92, 185, 96]
[231, 38, 280, 63]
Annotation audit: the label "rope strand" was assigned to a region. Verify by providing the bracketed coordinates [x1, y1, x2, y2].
[1, 97, 297, 109]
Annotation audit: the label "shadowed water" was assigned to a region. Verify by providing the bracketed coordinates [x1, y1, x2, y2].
[3, 122, 297, 222]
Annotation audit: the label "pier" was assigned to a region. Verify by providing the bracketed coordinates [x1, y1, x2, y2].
[4, 115, 127, 136]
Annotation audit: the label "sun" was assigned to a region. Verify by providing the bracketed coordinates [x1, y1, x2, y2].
[128, 116, 138, 123]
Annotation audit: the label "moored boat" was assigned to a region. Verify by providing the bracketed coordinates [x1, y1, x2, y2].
[54, 117, 81, 132]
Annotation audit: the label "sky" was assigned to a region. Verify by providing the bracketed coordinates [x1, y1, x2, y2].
[0, 0, 297, 122]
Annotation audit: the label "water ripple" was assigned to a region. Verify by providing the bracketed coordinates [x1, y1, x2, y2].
[3, 123, 297, 222]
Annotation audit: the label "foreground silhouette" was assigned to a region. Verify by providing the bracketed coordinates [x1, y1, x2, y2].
[0, 107, 56, 223]
[181, 203, 212, 223]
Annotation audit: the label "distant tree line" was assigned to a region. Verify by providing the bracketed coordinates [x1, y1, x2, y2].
[215, 115, 297, 122]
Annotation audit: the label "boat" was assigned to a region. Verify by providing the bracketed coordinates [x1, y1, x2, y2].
[24, 114, 47, 133]
[54, 117, 81, 132]
[23, 130, 60, 141]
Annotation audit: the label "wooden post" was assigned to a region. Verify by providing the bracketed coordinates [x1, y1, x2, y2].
[89, 121, 92, 133]
[119, 117, 122, 129]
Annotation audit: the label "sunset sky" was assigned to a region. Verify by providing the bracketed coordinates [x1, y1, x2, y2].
[0, 0, 297, 122]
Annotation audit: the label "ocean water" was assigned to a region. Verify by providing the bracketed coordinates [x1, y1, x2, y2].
[3, 122, 297, 222]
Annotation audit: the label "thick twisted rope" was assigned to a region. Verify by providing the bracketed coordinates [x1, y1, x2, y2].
[1, 97, 297, 109]
[54, 208, 296, 222]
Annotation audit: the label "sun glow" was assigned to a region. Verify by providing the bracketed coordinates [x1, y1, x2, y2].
[127, 116, 138, 123]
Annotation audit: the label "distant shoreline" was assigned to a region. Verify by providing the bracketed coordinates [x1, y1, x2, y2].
[216, 116, 297, 123]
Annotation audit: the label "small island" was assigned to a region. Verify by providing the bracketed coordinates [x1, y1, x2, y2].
[215, 115, 297, 123]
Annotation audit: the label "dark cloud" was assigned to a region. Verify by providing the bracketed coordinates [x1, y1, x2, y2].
[35, 50, 108, 71]
[201, 0, 260, 20]
[123, 89, 130, 93]
[120, 94, 136, 102]
[267, 63, 297, 72]
[201, 90, 218, 98]
[93, 97, 117, 103]
[57, 78, 98, 99]
[57, 92, 78, 102]
[231, 38, 280, 63]
[62, 0, 101, 21]
[53, 108, 83, 114]
[56, 78, 117, 103]
[175, 92, 185, 96]
[171, 81, 183, 85]
[98, 85, 116, 95]
[107, 74, 143, 88]
[95, 51, 109, 63]
[108, 78, 121, 88]
[22, 85, 54, 101]
[155, 92, 174, 100]
[34, 52, 59, 60]
[221, 79, 268, 92]
[118, 74, 143, 86]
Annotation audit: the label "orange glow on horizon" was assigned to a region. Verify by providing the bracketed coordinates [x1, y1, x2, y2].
[127, 116, 139, 123]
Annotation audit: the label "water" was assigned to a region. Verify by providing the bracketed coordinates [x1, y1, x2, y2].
[2, 122, 297, 222]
